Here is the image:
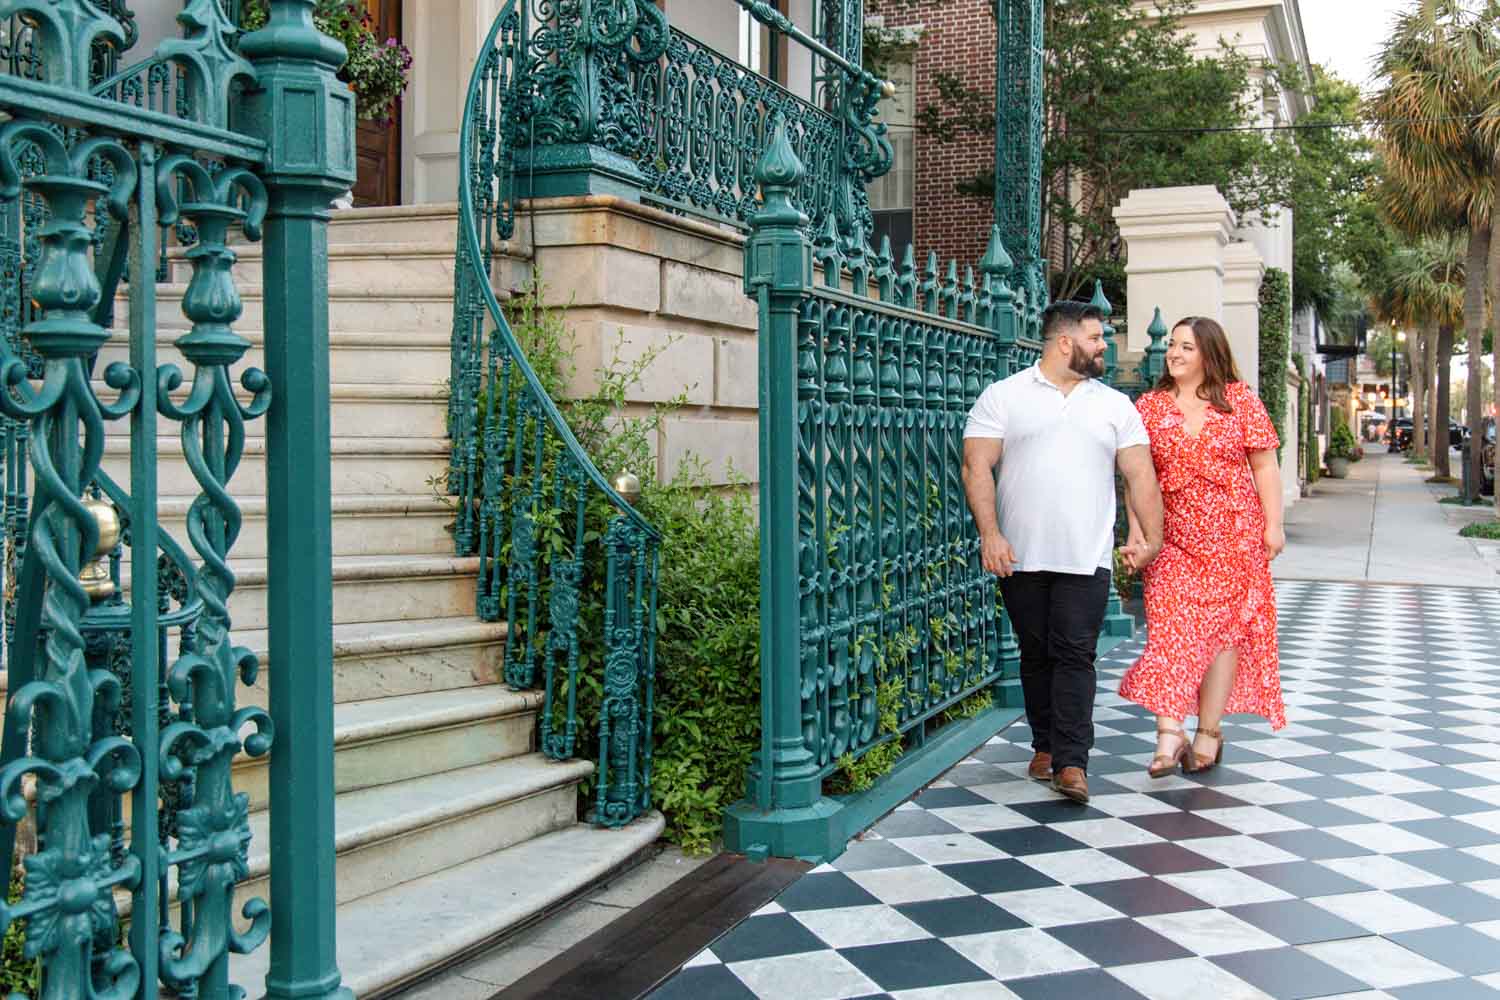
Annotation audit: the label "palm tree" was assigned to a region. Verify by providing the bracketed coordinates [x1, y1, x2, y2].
[1373, 0, 1498, 495]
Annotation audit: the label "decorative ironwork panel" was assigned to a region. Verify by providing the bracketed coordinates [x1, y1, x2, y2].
[994, 0, 1045, 333]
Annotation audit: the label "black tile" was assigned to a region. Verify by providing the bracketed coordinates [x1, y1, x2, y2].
[870, 810, 961, 839]
[1087, 754, 1150, 776]
[915, 786, 991, 810]
[1095, 735, 1156, 756]
[646, 964, 758, 1000]
[1006, 800, 1113, 824]
[706, 913, 828, 963]
[935, 859, 1060, 894]
[1238, 861, 1374, 899]
[1253, 829, 1367, 861]
[1394, 883, 1500, 923]
[1295, 734, 1377, 754]
[1390, 926, 1500, 976]
[1104, 843, 1224, 876]
[944, 762, 1026, 787]
[773, 871, 883, 912]
[1299, 718, 1389, 735]
[1279, 776, 1380, 800]
[1392, 848, 1500, 884]
[839, 938, 990, 992]
[1223, 900, 1369, 945]
[1005, 968, 1148, 1000]
[1099, 715, 1160, 734]
[1077, 877, 1213, 917]
[1404, 766, 1495, 790]
[1266, 799, 1375, 828]
[1046, 917, 1192, 967]
[1287, 752, 1382, 776]
[1211, 947, 1372, 999]
[832, 839, 925, 873]
[894, 895, 1029, 937]
[974, 825, 1090, 857]
[1124, 812, 1238, 842]
[1402, 745, 1493, 766]
[971, 742, 1037, 765]
[1394, 817, 1500, 848]
[1389, 979, 1500, 1000]
[1402, 790, 1498, 816]
[1146, 787, 1251, 811]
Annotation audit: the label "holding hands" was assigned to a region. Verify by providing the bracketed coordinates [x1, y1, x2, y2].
[1119, 532, 1161, 574]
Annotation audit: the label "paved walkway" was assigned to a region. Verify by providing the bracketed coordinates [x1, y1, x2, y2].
[641, 451, 1500, 1000]
[1276, 452, 1499, 588]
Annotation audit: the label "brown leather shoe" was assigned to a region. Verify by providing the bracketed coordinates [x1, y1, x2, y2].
[1027, 752, 1053, 782]
[1052, 767, 1089, 804]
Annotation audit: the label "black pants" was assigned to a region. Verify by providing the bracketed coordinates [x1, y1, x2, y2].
[999, 569, 1111, 773]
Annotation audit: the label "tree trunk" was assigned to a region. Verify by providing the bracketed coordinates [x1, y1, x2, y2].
[1408, 327, 1428, 463]
[1435, 323, 1454, 479]
[1490, 171, 1500, 513]
[1423, 323, 1437, 462]
[1466, 223, 1490, 499]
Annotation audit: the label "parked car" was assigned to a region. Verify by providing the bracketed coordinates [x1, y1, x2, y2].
[1483, 419, 1495, 496]
[1450, 421, 1468, 448]
[1387, 418, 1413, 452]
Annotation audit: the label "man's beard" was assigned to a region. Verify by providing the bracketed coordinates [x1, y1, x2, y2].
[1070, 350, 1105, 378]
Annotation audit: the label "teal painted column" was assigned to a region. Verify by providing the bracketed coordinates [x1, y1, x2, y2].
[1092, 280, 1137, 647]
[237, 3, 356, 998]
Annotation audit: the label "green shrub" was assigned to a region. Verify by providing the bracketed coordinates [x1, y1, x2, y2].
[1459, 521, 1500, 540]
[1, 866, 37, 997]
[1258, 268, 1292, 461]
[1327, 409, 1358, 461]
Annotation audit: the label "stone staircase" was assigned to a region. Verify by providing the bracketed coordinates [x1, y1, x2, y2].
[91, 203, 664, 998]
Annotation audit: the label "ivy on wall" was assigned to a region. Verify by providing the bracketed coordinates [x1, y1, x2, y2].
[1258, 268, 1292, 461]
[1292, 353, 1308, 483]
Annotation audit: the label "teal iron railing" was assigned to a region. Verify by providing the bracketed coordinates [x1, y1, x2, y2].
[0, 2, 357, 998]
[452, 0, 661, 828]
[728, 123, 1046, 860]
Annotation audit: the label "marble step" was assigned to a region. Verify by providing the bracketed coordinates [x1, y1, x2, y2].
[149, 493, 455, 560]
[227, 812, 664, 1000]
[96, 381, 449, 440]
[120, 554, 479, 631]
[100, 434, 448, 496]
[326, 202, 462, 246]
[147, 283, 457, 334]
[98, 328, 456, 386]
[163, 239, 532, 291]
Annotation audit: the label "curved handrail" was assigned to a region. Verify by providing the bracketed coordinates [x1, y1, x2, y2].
[456, 6, 659, 541]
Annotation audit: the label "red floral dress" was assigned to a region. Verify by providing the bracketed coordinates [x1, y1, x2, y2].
[1118, 381, 1286, 729]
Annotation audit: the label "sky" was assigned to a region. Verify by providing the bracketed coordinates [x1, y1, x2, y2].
[1298, 0, 1407, 91]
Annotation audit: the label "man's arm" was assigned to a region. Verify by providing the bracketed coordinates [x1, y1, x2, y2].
[1117, 444, 1163, 569]
[962, 437, 1018, 577]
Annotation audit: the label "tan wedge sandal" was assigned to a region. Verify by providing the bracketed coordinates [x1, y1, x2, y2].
[1184, 726, 1224, 774]
[1148, 722, 1189, 779]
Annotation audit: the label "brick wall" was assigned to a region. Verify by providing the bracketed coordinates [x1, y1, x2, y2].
[871, 0, 996, 267]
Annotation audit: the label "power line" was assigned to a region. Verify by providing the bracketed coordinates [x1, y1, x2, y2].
[884, 110, 1500, 140]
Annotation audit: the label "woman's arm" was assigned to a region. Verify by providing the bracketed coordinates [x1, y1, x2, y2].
[1248, 449, 1284, 559]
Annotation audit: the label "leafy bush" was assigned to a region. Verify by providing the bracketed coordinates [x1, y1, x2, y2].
[1459, 521, 1500, 540]
[1327, 409, 1359, 461]
[1, 866, 37, 997]
[1258, 268, 1292, 460]
[241, 0, 413, 123]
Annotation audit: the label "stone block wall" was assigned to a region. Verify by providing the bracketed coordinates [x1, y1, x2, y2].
[525, 196, 760, 490]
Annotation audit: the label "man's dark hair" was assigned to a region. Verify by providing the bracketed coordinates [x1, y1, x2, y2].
[1040, 301, 1104, 341]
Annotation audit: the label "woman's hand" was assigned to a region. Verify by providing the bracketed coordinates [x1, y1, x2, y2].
[1263, 523, 1285, 561]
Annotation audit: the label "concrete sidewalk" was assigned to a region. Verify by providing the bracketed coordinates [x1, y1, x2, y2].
[1275, 450, 1499, 588]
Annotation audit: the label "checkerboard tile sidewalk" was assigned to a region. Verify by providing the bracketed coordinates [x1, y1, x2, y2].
[647, 582, 1500, 1000]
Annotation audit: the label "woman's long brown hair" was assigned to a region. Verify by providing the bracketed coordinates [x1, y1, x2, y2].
[1153, 316, 1243, 414]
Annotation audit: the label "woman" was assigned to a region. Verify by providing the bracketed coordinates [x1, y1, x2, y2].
[1119, 316, 1286, 776]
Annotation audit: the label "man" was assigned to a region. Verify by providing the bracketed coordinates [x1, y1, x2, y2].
[962, 301, 1164, 803]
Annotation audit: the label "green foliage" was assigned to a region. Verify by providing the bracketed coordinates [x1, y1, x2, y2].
[1327, 409, 1359, 462]
[241, 0, 413, 122]
[1258, 268, 1292, 460]
[1, 867, 37, 997]
[1459, 521, 1500, 540]
[886, 0, 1294, 303]
[829, 680, 906, 796]
[941, 690, 994, 726]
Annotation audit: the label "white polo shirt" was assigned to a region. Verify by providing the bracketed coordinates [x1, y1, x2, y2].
[963, 365, 1149, 575]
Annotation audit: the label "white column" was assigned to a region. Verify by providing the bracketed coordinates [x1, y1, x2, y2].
[1222, 240, 1265, 393]
[1112, 186, 1236, 353]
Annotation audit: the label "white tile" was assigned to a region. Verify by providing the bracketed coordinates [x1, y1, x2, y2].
[1136, 909, 1284, 956]
[1159, 868, 1296, 907]
[789, 904, 931, 950]
[1317, 855, 1446, 891]
[1087, 792, 1187, 817]
[1325, 824, 1446, 855]
[1481, 974, 1500, 991]
[986, 885, 1126, 926]
[846, 866, 974, 905]
[946, 927, 1095, 981]
[1327, 795, 1441, 824]
[1340, 749, 1433, 771]
[969, 781, 1066, 806]
[1340, 772, 1441, 795]
[1212, 782, 1313, 807]
[1469, 879, 1500, 901]
[1472, 919, 1500, 942]
[927, 804, 1040, 833]
[1234, 738, 1323, 759]
[1015, 849, 1146, 886]
[753, 902, 785, 916]
[891, 983, 1022, 1000]
[1459, 810, 1500, 835]
[1177, 835, 1301, 869]
[682, 949, 720, 969]
[1466, 844, 1500, 867]
[1300, 937, 1456, 989]
[727, 951, 879, 1000]
[1345, 731, 1433, 750]
[1227, 761, 1323, 782]
[1309, 891, 1455, 934]
[1098, 769, 1198, 794]
[885, 833, 1009, 866]
[1107, 957, 1274, 1000]
[1196, 806, 1310, 835]
[1049, 818, 1165, 849]
[1458, 786, 1500, 808]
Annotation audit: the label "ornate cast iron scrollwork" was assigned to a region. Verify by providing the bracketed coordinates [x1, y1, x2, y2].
[0, 119, 144, 1000]
[151, 154, 273, 994]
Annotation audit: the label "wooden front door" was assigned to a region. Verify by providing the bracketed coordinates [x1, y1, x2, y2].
[353, 0, 402, 206]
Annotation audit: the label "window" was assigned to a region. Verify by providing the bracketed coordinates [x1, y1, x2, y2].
[868, 55, 914, 255]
